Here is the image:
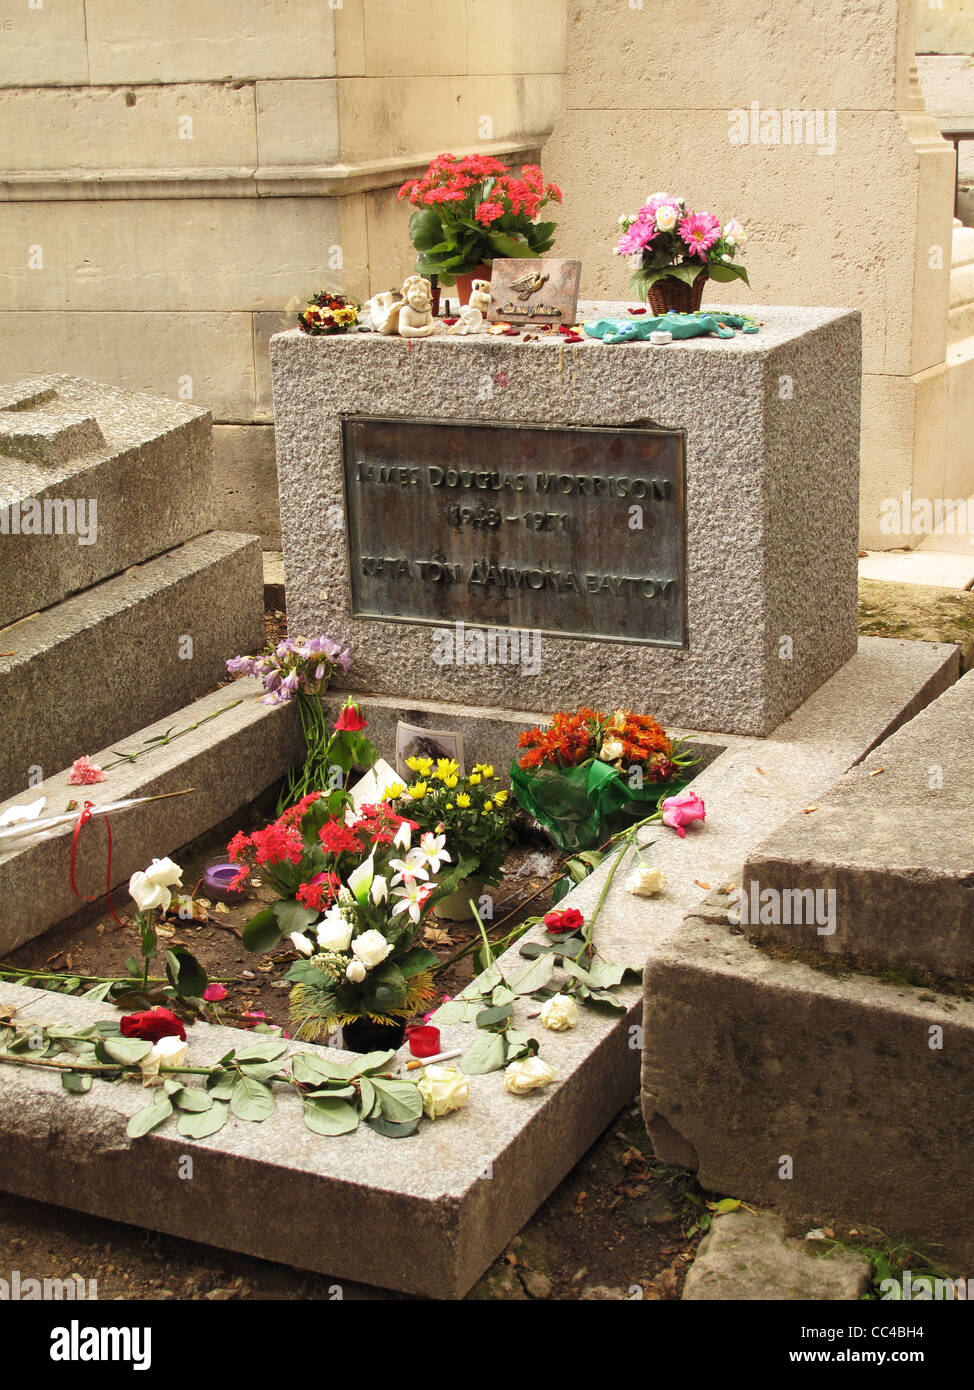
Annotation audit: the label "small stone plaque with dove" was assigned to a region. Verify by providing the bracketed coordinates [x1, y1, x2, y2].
[487, 258, 582, 326]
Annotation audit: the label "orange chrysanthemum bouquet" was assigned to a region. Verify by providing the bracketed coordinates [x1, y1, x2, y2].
[511, 706, 696, 851]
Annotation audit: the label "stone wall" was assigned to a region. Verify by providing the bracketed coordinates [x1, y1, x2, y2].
[0, 0, 567, 546]
[542, 0, 958, 550]
[916, 0, 974, 216]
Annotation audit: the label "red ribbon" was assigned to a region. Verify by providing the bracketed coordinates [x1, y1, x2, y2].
[70, 800, 123, 925]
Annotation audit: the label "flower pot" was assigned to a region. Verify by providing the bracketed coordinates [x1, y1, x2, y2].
[340, 1016, 406, 1053]
[454, 264, 491, 307]
[647, 271, 708, 316]
[433, 874, 486, 922]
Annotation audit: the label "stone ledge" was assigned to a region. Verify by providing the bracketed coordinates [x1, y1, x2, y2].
[0, 531, 263, 802]
[642, 906, 974, 1272]
[0, 677, 301, 954]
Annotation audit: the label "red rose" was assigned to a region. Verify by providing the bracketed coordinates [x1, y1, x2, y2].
[543, 908, 585, 934]
[334, 703, 367, 733]
[119, 1007, 186, 1043]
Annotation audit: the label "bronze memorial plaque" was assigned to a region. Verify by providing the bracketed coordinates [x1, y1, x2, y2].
[341, 417, 687, 647]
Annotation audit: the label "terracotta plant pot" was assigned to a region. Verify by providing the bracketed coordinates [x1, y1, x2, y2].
[433, 874, 487, 923]
[454, 264, 492, 307]
[340, 1016, 406, 1053]
[647, 271, 708, 316]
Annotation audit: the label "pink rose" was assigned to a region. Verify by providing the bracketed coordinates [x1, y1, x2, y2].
[202, 984, 227, 1002]
[661, 790, 706, 838]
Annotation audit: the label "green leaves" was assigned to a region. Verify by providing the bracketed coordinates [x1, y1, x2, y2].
[272, 899, 318, 938]
[303, 1095, 359, 1136]
[370, 1077, 423, 1124]
[99, 1037, 153, 1066]
[241, 907, 281, 954]
[126, 1095, 173, 1139]
[509, 953, 555, 995]
[61, 1072, 92, 1094]
[230, 1073, 275, 1122]
[177, 1102, 229, 1140]
[460, 1030, 508, 1075]
[165, 947, 207, 1001]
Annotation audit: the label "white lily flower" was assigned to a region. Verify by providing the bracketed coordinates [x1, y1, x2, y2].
[393, 820, 412, 851]
[370, 874, 389, 905]
[390, 849, 429, 886]
[391, 879, 428, 925]
[419, 832, 452, 874]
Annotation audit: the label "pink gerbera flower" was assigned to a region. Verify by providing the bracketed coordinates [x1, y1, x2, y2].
[678, 211, 721, 259]
[68, 756, 106, 786]
[615, 214, 657, 257]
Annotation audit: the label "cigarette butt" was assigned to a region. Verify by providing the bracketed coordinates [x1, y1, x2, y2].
[404, 1047, 463, 1071]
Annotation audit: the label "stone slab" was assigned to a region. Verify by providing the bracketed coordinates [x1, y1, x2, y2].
[0, 678, 301, 955]
[271, 304, 861, 737]
[0, 375, 212, 628]
[642, 895, 974, 1273]
[741, 669, 974, 980]
[0, 531, 263, 803]
[682, 1208, 870, 1301]
[0, 636, 956, 1296]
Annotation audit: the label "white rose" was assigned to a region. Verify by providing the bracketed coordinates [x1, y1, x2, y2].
[290, 930, 315, 956]
[540, 993, 579, 1031]
[129, 870, 171, 914]
[599, 736, 625, 763]
[351, 929, 393, 970]
[370, 874, 389, 905]
[345, 959, 367, 983]
[417, 1065, 470, 1119]
[625, 863, 667, 897]
[655, 204, 678, 232]
[503, 1055, 558, 1095]
[140, 1033, 188, 1087]
[143, 857, 183, 888]
[316, 906, 353, 952]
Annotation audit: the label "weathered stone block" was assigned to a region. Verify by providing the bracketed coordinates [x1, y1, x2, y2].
[642, 900, 974, 1272]
[271, 305, 861, 737]
[212, 425, 281, 546]
[741, 669, 974, 981]
[683, 1208, 870, 1300]
[0, 531, 263, 802]
[0, 375, 212, 628]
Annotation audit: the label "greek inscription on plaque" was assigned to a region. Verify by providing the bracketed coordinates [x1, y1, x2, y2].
[340, 417, 687, 647]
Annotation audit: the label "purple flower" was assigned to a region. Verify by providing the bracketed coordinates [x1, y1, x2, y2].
[226, 655, 256, 676]
[281, 672, 300, 694]
[314, 663, 326, 681]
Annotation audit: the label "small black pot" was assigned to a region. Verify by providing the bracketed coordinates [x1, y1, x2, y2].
[341, 1016, 406, 1054]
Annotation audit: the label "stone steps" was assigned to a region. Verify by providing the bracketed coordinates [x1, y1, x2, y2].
[0, 530, 264, 803]
[0, 676, 301, 954]
[0, 374, 211, 629]
[643, 891, 974, 1274]
[740, 668, 974, 981]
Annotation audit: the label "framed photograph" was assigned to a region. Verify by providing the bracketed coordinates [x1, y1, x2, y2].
[487, 257, 582, 327]
[395, 722, 466, 781]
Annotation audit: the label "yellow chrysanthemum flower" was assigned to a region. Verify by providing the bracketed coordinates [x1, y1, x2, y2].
[441, 774, 458, 789]
[456, 793, 471, 808]
[381, 781, 406, 800]
[468, 773, 482, 786]
[406, 755, 433, 775]
[484, 800, 493, 812]
[407, 781, 428, 800]
[445, 802, 454, 811]
[494, 789, 509, 805]
[435, 758, 459, 781]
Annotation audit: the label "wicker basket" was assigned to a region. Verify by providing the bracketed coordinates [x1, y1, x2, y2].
[647, 271, 708, 315]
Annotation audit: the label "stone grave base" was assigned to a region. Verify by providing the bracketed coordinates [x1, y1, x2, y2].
[643, 894, 974, 1273]
[0, 637, 959, 1298]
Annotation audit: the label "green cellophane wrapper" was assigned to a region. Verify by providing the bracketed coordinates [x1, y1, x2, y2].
[510, 758, 691, 852]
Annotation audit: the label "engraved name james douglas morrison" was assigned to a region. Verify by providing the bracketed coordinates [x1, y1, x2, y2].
[353, 462, 678, 602]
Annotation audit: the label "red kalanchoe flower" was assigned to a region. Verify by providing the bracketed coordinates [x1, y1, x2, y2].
[334, 703, 367, 733]
[544, 908, 585, 935]
[319, 818, 365, 856]
[120, 1006, 186, 1043]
